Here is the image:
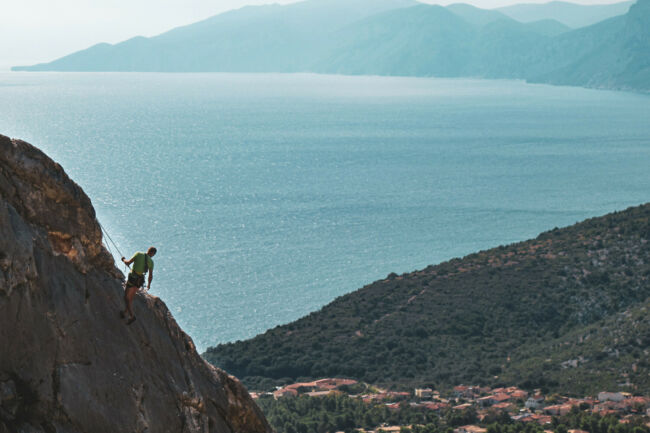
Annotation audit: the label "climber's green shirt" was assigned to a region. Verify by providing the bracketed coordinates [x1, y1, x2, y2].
[130, 252, 154, 275]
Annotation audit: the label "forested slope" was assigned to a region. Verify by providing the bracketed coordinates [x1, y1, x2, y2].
[205, 204, 650, 393]
[503, 296, 650, 395]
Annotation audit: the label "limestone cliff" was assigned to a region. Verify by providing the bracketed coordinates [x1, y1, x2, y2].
[0, 134, 273, 433]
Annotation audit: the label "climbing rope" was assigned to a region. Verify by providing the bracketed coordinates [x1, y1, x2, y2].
[97, 220, 130, 274]
[103, 234, 115, 256]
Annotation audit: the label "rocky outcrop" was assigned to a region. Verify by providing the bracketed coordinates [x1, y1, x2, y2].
[0, 134, 273, 433]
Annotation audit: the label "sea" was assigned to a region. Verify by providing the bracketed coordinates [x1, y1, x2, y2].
[1, 72, 649, 352]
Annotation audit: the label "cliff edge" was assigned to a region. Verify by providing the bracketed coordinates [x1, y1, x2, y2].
[0, 134, 273, 433]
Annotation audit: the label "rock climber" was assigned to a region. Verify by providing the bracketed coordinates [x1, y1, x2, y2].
[120, 246, 157, 325]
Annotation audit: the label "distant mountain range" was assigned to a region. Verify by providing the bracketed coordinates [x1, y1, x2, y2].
[204, 203, 650, 395]
[13, 0, 417, 73]
[497, 1, 634, 28]
[13, 0, 649, 92]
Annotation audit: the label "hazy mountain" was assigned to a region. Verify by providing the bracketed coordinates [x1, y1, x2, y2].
[529, 0, 650, 91]
[204, 203, 650, 394]
[315, 0, 649, 89]
[466, 17, 553, 77]
[524, 19, 571, 36]
[314, 5, 475, 77]
[446, 3, 513, 27]
[13, 0, 417, 72]
[498, 0, 635, 28]
[445, 3, 570, 36]
[12, 0, 650, 92]
[315, 4, 555, 78]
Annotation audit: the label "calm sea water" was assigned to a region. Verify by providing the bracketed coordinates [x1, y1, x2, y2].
[1, 72, 649, 351]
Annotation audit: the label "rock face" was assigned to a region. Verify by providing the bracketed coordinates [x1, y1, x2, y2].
[0, 134, 273, 433]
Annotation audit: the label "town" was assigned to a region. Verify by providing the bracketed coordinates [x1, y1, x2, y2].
[251, 379, 650, 433]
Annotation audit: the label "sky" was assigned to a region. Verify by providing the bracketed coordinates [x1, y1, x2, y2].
[0, 0, 627, 70]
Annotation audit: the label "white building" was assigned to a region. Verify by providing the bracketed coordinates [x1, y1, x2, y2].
[598, 392, 624, 402]
[525, 395, 545, 410]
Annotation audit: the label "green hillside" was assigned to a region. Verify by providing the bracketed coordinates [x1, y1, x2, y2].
[503, 297, 650, 396]
[204, 203, 650, 393]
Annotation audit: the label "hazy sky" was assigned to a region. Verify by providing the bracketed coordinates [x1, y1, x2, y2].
[0, 0, 626, 69]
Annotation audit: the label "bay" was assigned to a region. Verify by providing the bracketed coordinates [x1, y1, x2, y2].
[1, 72, 649, 351]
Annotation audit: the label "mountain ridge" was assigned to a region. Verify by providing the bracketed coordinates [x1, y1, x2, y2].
[528, 0, 650, 90]
[12, 0, 648, 92]
[497, 0, 635, 28]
